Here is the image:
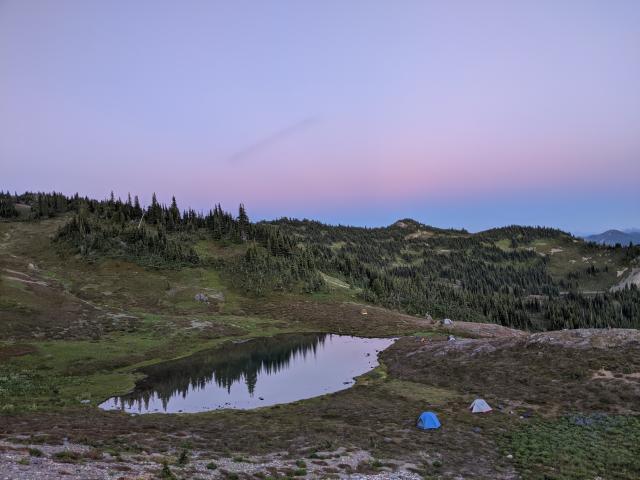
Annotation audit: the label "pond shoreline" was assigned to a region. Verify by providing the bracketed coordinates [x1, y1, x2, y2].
[99, 333, 397, 414]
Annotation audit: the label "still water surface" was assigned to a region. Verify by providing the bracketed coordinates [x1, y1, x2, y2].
[99, 333, 395, 414]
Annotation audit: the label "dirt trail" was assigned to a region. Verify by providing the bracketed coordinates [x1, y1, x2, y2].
[611, 267, 640, 291]
[2, 275, 49, 287]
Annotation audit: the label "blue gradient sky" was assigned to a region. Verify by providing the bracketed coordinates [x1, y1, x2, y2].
[1, 0, 639, 232]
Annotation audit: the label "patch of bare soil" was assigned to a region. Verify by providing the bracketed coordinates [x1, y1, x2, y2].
[404, 230, 434, 241]
[0, 344, 38, 360]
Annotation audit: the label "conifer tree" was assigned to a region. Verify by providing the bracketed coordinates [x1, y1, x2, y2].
[238, 203, 249, 241]
[169, 196, 181, 230]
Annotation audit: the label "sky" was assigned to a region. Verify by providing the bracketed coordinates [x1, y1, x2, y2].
[1, 0, 639, 233]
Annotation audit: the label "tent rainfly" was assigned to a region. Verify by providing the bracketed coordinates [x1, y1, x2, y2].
[470, 398, 492, 413]
[416, 411, 441, 430]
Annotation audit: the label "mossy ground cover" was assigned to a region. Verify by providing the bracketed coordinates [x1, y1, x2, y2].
[384, 336, 640, 414]
[502, 415, 640, 480]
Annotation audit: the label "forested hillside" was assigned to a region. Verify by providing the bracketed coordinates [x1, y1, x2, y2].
[2, 191, 639, 331]
[1, 190, 324, 295]
[268, 218, 640, 330]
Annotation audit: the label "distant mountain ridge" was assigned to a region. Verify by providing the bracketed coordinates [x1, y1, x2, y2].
[584, 229, 640, 246]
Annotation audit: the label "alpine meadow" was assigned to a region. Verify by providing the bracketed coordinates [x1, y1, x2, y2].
[2, 1, 640, 479]
[1, 191, 640, 479]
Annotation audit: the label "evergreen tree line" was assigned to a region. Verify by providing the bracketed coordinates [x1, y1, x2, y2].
[0, 191, 78, 219]
[55, 210, 199, 266]
[24, 190, 325, 291]
[0, 191, 19, 218]
[225, 242, 324, 295]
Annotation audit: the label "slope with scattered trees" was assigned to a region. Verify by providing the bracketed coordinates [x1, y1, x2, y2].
[3, 190, 639, 330]
[269, 218, 640, 330]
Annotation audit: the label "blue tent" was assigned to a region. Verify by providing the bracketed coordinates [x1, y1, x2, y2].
[417, 411, 441, 430]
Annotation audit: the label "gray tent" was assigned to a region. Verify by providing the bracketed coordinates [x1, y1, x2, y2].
[470, 398, 492, 413]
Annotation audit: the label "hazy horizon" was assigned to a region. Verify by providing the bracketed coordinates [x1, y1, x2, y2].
[2, 1, 639, 232]
[3, 187, 638, 236]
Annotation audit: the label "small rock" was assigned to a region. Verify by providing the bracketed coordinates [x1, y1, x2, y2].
[194, 293, 209, 303]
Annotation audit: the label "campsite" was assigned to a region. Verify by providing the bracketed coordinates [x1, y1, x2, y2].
[2, 2, 640, 477]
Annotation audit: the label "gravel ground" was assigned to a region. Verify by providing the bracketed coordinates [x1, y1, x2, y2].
[0, 441, 423, 479]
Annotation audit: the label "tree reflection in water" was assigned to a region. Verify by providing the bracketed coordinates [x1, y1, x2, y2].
[112, 333, 327, 411]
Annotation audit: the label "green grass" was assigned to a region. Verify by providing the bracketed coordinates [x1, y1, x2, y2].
[0, 321, 292, 410]
[378, 379, 459, 405]
[52, 450, 83, 463]
[529, 238, 628, 291]
[502, 415, 640, 479]
[495, 239, 512, 251]
[28, 448, 43, 457]
[194, 239, 247, 261]
[160, 462, 177, 479]
[319, 272, 351, 290]
[0, 369, 59, 411]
